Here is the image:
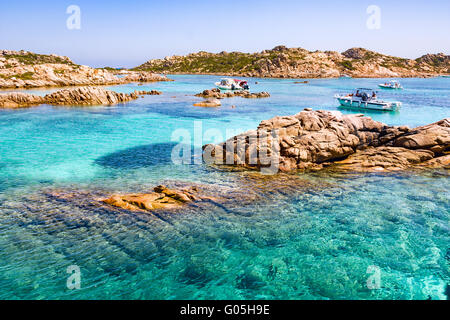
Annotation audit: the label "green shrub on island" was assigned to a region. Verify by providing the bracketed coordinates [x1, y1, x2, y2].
[133, 46, 449, 77]
[3, 53, 75, 66]
[0, 72, 34, 80]
[338, 60, 355, 70]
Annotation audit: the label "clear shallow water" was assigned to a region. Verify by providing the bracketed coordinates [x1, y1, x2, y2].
[0, 76, 448, 299]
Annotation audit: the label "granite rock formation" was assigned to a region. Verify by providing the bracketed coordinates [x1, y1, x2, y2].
[0, 50, 170, 89]
[195, 88, 270, 99]
[136, 46, 450, 78]
[203, 109, 450, 172]
[102, 185, 203, 211]
[0, 87, 162, 108]
[193, 98, 222, 107]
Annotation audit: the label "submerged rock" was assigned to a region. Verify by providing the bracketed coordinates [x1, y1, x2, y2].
[102, 185, 201, 212]
[193, 98, 221, 107]
[203, 109, 450, 173]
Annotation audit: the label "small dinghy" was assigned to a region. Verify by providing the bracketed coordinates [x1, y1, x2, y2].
[378, 80, 403, 89]
[215, 78, 249, 91]
[335, 88, 402, 111]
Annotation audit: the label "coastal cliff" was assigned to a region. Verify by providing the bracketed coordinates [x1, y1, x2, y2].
[0, 50, 170, 88]
[135, 46, 450, 78]
[203, 110, 450, 173]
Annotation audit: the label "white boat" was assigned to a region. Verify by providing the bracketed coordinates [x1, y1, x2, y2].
[378, 80, 403, 89]
[335, 88, 402, 111]
[215, 78, 249, 91]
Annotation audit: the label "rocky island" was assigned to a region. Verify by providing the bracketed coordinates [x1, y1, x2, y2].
[193, 88, 270, 107]
[204, 109, 450, 173]
[196, 88, 270, 99]
[0, 87, 162, 108]
[135, 46, 450, 78]
[0, 50, 170, 89]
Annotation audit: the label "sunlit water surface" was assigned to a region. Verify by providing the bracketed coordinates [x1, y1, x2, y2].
[0, 75, 448, 299]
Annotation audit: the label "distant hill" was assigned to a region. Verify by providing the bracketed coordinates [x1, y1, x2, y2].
[134, 46, 450, 78]
[0, 50, 169, 88]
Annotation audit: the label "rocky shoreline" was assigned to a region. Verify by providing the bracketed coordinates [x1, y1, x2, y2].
[203, 109, 450, 173]
[0, 87, 162, 108]
[0, 50, 171, 89]
[135, 46, 450, 79]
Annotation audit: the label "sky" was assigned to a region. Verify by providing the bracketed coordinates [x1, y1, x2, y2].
[1, 0, 449, 68]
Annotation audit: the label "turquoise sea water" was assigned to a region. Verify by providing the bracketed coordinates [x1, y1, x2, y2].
[0, 75, 448, 299]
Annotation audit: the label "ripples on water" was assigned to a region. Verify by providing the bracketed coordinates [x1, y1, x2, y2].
[0, 76, 449, 299]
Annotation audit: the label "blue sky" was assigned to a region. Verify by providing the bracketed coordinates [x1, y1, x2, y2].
[1, 0, 449, 68]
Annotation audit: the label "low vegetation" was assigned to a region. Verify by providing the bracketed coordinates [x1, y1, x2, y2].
[0, 72, 34, 80]
[133, 46, 450, 77]
[2, 52, 75, 66]
[338, 61, 355, 70]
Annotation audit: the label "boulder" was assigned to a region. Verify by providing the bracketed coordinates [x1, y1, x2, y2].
[194, 98, 221, 107]
[332, 147, 435, 172]
[133, 89, 162, 95]
[195, 88, 270, 99]
[203, 109, 450, 172]
[102, 185, 201, 212]
[391, 118, 450, 152]
[122, 72, 172, 83]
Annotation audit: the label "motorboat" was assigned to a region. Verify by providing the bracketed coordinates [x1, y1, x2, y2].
[378, 80, 403, 89]
[335, 88, 402, 111]
[215, 78, 249, 91]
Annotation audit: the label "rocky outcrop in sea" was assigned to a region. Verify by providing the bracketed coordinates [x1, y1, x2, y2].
[0, 87, 162, 108]
[102, 185, 204, 211]
[193, 98, 222, 107]
[196, 88, 270, 99]
[203, 109, 450, 173]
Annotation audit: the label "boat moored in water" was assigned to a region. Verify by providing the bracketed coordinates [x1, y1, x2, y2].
[335, 88, 402, 111]
[215, 78, 249, 90]
[378, 80, 403, 89]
